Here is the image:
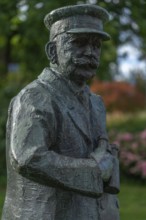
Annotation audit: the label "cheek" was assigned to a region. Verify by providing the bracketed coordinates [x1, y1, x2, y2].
[95, 48, 101, 57]
[57, 48, 73, 68]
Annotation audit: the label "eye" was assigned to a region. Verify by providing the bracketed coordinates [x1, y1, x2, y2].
[93, 39, 102, 49]
[72, 38, 87, 47]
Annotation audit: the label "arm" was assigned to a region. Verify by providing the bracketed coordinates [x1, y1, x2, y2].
[9, 90, 103, 198]
[90, 95, 113, 180]
[90, 140, 113, 181]
[90, 95, 120, 194]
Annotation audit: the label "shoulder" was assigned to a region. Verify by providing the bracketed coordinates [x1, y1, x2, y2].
[90, 92, 106, 112]
[12, 79, 54, 114]
[13, 67, 56, 106]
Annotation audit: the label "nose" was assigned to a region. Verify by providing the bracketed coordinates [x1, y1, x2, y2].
[84, 44, 93, 56]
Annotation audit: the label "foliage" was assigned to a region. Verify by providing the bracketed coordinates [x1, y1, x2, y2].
[98, 0, 146, 78]
[0, 0, 146, 80]
[0, 0, 77, 79]
[107, 111, 146, 133]
[0, 72, 29, 176]
[129, 69, 146, 95]
[0, 189, 6, 217]
[90, 78, 145, 112]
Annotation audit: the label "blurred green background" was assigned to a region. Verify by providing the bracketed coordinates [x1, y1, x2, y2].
[0, 0, 146, 219]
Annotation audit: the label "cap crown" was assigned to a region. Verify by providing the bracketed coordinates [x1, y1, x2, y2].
[44, 4, 111, 41]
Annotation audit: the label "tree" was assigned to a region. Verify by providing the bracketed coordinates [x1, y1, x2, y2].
[1, 0, 146, 80]
[0, 0, 78, 79]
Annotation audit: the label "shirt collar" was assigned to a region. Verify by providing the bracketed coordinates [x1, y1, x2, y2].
[50, 68, 91, 97]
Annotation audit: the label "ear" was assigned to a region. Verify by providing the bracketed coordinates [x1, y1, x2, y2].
[45, 41, 58, 64]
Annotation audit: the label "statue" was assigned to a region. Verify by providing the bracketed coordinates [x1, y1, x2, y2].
[2, 4, 120, 220]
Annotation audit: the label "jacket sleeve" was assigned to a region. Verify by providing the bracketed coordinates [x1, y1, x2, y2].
[96, 95, 109, 142]
[9, 88, 103, 198]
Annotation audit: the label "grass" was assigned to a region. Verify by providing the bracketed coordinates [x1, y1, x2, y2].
[119, 181, 146, 220]
[0, 179, 146, 219]
[107, 111, 146, 133]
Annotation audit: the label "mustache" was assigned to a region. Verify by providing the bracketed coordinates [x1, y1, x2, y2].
[72, 56, 99, 68]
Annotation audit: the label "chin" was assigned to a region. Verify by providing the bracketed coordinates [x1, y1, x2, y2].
[77, 68, 97, 80]
[71, 69, 96, 85]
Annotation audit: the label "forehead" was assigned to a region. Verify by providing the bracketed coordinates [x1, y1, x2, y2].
[60, 33, 102, 41]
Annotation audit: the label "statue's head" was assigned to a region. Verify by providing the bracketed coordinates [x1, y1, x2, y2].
[44, 4, 110, 85]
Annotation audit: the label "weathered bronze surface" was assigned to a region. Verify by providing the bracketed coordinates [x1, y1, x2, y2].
[2, 4, 120, 220]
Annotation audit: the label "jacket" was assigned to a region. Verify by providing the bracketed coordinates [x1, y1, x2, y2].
[2, 68, 119, 220]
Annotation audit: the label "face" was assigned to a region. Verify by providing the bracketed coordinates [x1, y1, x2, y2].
[55, 33, 102, 85]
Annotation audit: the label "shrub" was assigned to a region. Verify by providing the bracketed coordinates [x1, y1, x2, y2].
[109, 129, 146, 180]
[90, 79, 145, 112]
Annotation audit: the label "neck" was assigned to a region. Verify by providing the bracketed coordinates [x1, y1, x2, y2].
[50, 66, 86, 88]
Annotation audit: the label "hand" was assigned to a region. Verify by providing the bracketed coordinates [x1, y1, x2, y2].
[98, 153, 113, 182]
[90, 151, 114, 182]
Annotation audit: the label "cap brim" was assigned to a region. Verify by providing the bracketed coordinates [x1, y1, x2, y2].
[67, 28, 111, 41]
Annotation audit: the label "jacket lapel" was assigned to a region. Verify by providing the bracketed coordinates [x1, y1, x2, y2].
[67, 102, 92, 145]
[38, 68, 92, 145]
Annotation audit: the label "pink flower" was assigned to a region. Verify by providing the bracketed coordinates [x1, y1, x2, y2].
[129, 161, 146, 178]
[131, 142, 138, 150]
[112, 140, 120, 146]
[138, 161, 146, 178]
[117, 133, 133, 142]
[108, 129, 146, 179]
[140, 130, 146, 139]
[120, 151, 140, 166]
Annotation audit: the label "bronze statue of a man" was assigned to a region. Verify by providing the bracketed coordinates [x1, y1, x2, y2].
[2, 4, 120, 220]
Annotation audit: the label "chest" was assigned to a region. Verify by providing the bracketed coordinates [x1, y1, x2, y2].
[51, 94, 102, 158]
